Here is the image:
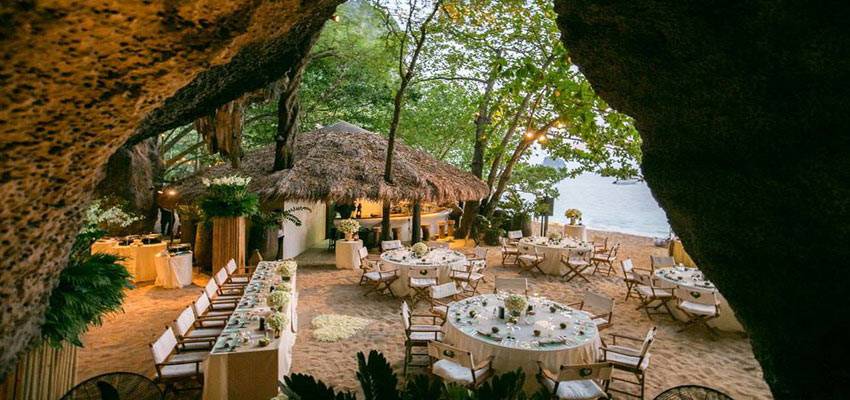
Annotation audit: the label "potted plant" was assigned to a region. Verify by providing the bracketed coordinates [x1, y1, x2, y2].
[337, 218, 361, 241]
[200, 175, 259, 273]
[565, 208, 582, 225]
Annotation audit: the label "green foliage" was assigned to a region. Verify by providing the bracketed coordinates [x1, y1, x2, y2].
[200, 180, 260, 218]
[280, 350, 549, 400]
[42, 231, 133, 347]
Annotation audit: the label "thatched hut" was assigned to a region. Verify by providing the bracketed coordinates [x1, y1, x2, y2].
[175, 121, 489, 205]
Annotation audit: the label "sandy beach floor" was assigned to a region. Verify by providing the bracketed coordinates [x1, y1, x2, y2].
[77, 230, 773, 399]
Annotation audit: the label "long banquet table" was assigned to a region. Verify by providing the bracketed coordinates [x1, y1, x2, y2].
[443, 294, 600, 390]
[203, 261, 298, 400]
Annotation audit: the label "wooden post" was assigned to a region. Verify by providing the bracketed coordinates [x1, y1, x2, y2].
[0, 342, 77, 400]
[411, 200, 422, 243]
[212, 216, 246, 273]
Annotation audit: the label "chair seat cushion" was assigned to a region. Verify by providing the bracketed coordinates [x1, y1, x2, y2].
[605, 345, 650, 370]
[432, 359, 488, 385]
[450, 271, 484, 281]
[542, 376, 607, 400]
[636, 286, 672, 298]
[410, 324, 442, 332]
[229, 276, 250, 283]
[364, 271, 395, 281]
[409, 331, 443, 341]
[185, 328, 222, 338]
[518, 255, 542, 262]
[503, 248, 519, 254]
[679, 300, 718, 316]
[410, 278, 438, 288]
[566, 260, 590, 267]
[160, 361, 204, 379]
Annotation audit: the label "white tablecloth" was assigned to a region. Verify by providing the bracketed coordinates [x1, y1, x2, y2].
[562, 224, 587, 242]
[335, 240, 362, 269]
[654, 267, 744, 332]
[203, 261, 297, 400]
[380, 248, 467, 297]
[517, 237, 594, 275]
[444, 294, 600, 390]
[154, 251, 193, 289]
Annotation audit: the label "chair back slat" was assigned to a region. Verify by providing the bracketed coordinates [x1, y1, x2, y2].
[173, 306, 196, 336]
[584, 292, 614, 313]
[381, 240, 402, 251]
[204, 279, 219, 299]
[427, 341, 474, 369]
[193, 293, 211, 316]
[507, 230, 523, 240]
[639, 327, 658, 357]
[494, 277, 528, 295]
[151, 327, 177, 364]
[621, 258, 634, 274]
[225, 259, 237, 275]
[430, 282, 459, 300]
[674, 287, 717, 306]
[651, 255, 675, 270]
[555, 362, 613, 381]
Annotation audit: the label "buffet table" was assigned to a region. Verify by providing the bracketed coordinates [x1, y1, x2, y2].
[380, 247, 467, 297]
[654, 267, 743, 332]
[91, 239, 166, 282]
[444, 294, 600, 390]
[517, 237, 594, 275]
[203, 261, 298, 400]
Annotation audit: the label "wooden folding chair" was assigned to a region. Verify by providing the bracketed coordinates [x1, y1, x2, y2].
[402, 301, 442, 376]
[650, 255, 675, 271]
[408, 266, 439, 306]
[601, 327, 656, 399]
[560, 249, 591, 283]
[517, 245, 545, 277]
[357, 246, 398, 297]
[569, 291, 615, 331]
[500, 237, 520, 266]
[428, 341, 493, 388]
[620, 258, 651, 301]
[537, 361, 613, 399]
[633, 272, 674, 320]
[591, 243, 620, 276]
[674, 287, 720, 336]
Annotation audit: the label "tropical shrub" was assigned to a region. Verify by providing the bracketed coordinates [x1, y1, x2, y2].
[279, 350, 549, 400]
[200, 175, 259, 218]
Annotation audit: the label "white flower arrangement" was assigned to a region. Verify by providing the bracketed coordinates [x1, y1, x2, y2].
[267, 311, 289, 332]
[547, 231, 563, 241]
[267, 290, 290, 310]
[83, 199, 142, 234]
[202, 174, 251, 187]
[504, 294, 528, 315]
[275, 282, 293, 293]
[337, 218, 360, 234]
[311, 314, 372, 342]
[275, 260, 297, 277]
[411, 242, 429, 257]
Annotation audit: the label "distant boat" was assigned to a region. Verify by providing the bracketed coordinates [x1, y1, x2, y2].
[613, 178, 641, 185]
[541, 156, 567, 170]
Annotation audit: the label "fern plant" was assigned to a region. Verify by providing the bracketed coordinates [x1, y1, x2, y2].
[280, 350, 549, 400]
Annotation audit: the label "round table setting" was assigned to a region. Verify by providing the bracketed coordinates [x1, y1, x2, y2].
[380, 247, 468, 297]
[517, 236, 594, 275]
[443, 294, 600, 389]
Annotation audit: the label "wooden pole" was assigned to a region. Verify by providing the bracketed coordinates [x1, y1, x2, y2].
[411, 200, 422, 243]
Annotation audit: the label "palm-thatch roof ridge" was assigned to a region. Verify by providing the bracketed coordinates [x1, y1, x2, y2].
[174, 121, 489, 205]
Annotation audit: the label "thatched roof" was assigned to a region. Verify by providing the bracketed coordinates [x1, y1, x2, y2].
[174, 121, 489, 205]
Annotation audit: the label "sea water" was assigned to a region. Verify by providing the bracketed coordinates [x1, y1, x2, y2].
[549, 173, 671, 238]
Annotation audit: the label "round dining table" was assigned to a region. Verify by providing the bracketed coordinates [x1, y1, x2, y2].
[443, 294, 600, 390]
[654, 266, 716, 291]
[380, 247, 468, 297]
[517, 236, 594, 275]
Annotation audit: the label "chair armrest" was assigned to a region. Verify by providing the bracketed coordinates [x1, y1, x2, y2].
[536, 361, 559, 382]
[590, 312, 610, 320]
[158, 358, 204, 367]
[600, 345, 640, 358]
[566, 301, 582, 308]
[610, 332, 643, 342]
[411, 314, 441, 324]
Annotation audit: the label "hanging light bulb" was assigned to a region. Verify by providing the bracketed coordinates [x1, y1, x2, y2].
[525, 128, 536, 140]
[331, 15, 341, 22]
[537, 134, 548, 144]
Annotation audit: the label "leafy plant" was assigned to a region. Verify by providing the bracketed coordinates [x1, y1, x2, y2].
[41, 229, 133, 347]
[200, 175, 260, 218]
[280, 350, 549, 400]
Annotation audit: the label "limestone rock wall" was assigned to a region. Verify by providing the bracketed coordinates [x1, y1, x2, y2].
[0, 0, 341, 376]
[553, 1, 850, 398]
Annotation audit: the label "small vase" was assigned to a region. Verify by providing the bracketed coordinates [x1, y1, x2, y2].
[274, 329, 281, 339]
[344, 232, 353, 241]
[569, 217, 577, 225]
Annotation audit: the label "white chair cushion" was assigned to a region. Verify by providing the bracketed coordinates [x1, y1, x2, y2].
[567, 260, 590, 266]
[543, 376, 607, 400]
[185, 328, 221, 338]
[410, 324, 442, 332]
[679, 301, 718, 316]
[605, 346, 650, 370]
[432, 359, 487, 385]
[230, 276, 249, 283]
[410, 278, 438, 288]
[450, 271, 484, 281]
[409, 331, 443, 341]
[503, 248, 519, 254]
[160, 362, 203, 379]
[518, 254, 542, 262]
[636, 286, 672, 298]
[364, 271, 393, 281]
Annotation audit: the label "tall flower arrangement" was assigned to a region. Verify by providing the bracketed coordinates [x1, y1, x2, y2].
[565, 208, 582, 225]
[200, 175, 259, 218]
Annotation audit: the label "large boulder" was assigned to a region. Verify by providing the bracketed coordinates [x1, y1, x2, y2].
[554, 1, 850, 398]
[0, 0, 341, 375]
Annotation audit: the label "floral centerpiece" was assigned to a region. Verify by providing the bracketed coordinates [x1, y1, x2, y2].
[275, 260, 297, 278]
[337, 218, 360, 240]
[200, 175, 259, 217]
[565, 208, 582, 225]
[411, 242, 429, 257]
[267, 311, 289, 337]
[504, 294, 528, 316]
[547, 231, 563, 242]
[267, 290, 290, 311]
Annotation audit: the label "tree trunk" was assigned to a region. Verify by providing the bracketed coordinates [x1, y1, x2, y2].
[411, 200, 422, 243]
[381, 200, 392, 241]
